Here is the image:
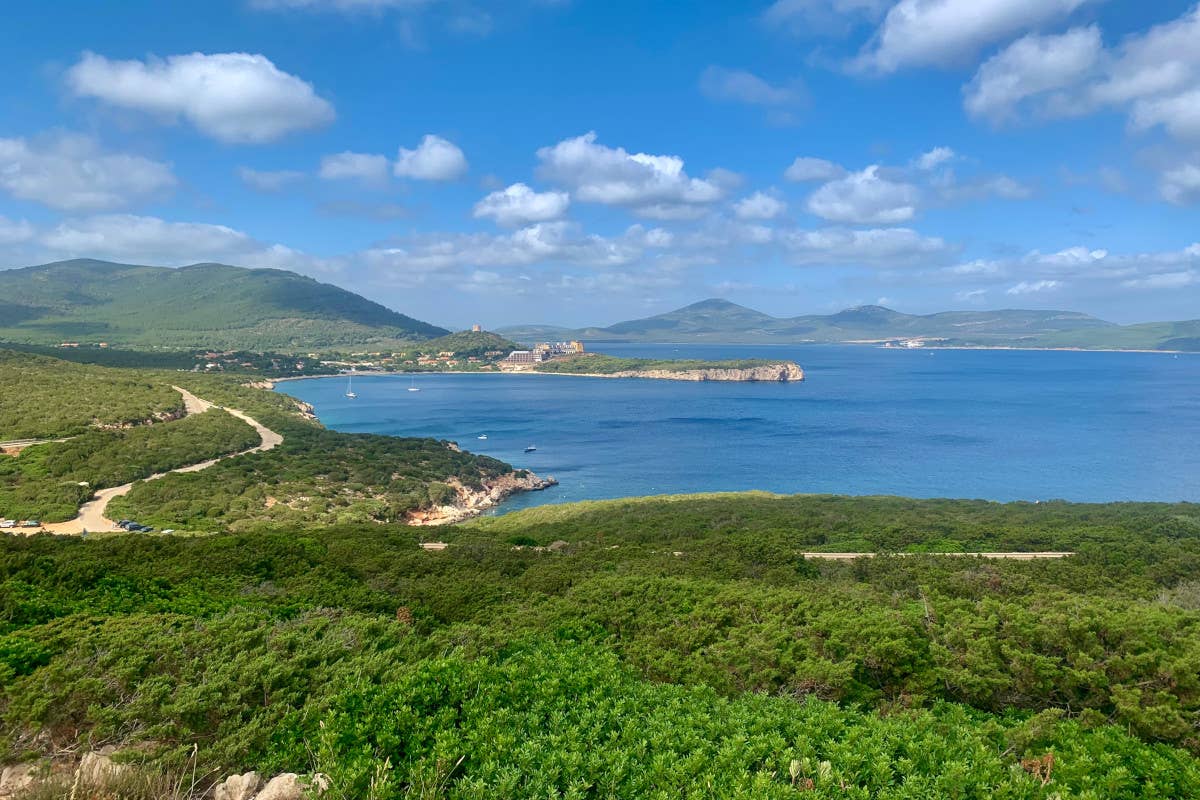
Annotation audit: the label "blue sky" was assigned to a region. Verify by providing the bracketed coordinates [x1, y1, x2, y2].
[1, 0, 1198, 327]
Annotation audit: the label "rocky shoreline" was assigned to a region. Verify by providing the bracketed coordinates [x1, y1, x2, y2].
[556, 362, 805, 382]
[407, 468, 558, 526]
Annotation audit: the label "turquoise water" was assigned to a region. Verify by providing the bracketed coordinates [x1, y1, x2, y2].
[280, 344, 1200, 510]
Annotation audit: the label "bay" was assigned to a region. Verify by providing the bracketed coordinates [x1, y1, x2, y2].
[278, 344, 1200, 511]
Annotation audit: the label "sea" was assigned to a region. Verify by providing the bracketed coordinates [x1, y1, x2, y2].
[279, 344, 1200, 512]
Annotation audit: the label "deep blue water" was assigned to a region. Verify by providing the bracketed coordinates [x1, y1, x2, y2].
[279, 344, 1200, 511]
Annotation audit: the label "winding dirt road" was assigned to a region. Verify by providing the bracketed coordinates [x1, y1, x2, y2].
[38, 387, 281, 535]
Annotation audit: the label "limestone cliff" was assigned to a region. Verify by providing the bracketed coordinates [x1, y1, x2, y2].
[581, 362, 804, 382]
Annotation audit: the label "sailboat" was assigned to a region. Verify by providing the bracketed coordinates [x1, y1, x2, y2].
[477, 434, 488, 440]
[344, 375, 357, 399]
[407, 376, 421, 393]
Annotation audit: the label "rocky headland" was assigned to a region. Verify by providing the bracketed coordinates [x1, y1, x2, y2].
[407, 468, 558, 525]
[567, 362, 804, 382]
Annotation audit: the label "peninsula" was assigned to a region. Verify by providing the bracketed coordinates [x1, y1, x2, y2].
[529, 354, 804, 382]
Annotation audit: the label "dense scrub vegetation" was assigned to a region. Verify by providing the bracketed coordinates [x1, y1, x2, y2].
[408, 330, 518, 358]
[1, 355, 528, 528]
[0, 341, 338, 376]
[0, 350, 182, 440]
[534, 354, 785, 374]
[108, 430, 513, 529]
[0, 410, 260, 521]
[3, 495, 1200, 796]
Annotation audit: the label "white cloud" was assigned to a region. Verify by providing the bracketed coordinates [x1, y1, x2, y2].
[319, 151, 392, 184]
[0, 216, 35, 245]
[965, 8, 1200, 149]
[784, 156, 845, 182]
[1161, 161, 1200, 205]
[1006, 279, 1063, 295]
[780, 226, 953, 266]
[0, 134, 175, 211]
[1122, 270, 1197, 290]
[394, 135, 468, 181]
[733, 191, 787, 220]
[361, 221, 646, 280]
[67, 51, 334, 144]
[856, 0, 1095, 73]
[934, 242, 1200, 298]
[915, 146, 955, 170]
[806, 166, 920, 224]
[237, 166, 305, 192]
[33, 214, 344, 277]
[536, 132, 724, 214]
[699, 66, 805, 106]
[964, 26, 1103, 123]
[473, 183, 570, 226]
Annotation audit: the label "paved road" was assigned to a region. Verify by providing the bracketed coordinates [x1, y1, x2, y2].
[37, 387, 282, 535]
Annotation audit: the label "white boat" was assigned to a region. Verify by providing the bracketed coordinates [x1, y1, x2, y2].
[524, 445, 537, 453]
[345, 376, 357, 399]
[477, 434, 488, 440]
[407, 376, 421, 393]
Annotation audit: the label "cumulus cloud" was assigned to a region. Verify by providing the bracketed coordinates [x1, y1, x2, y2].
[31, 214, 346, 278]
[394, 135, 468, 180]
[733, 191, 787, 220]
[780, 226, 953, 266]
[965, 8, 1200, 151]
[319, 151, 392, 184]
[932, 243, 1200, 301]
[0, 134, 175, 211]
[361, 221, 646, 279]
[855, 0, 1095, 73]
[1006, 279, 1063, 295]
[0, 216, 35, 245]
[964, 26, 1102, 123]
[67, 51, 334, 144]
[915, 146, 955, 170]
[537, 132, 725, 216]
[1161, 161, 1200, 205]
[806, 166, 920, 224]
[784, 156, 845, 182]
[1122, 270, 1197, 290]
[237, 167, 305, 192]
[473, 183, 570, 227]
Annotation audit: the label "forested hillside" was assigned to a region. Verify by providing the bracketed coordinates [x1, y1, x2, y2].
[0, 259, 448, 350]
[3, 494, 1200, 796]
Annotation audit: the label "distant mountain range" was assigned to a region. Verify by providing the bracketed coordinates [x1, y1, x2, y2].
[0, 259, 448, 351]
[500, 298, 1200, 351]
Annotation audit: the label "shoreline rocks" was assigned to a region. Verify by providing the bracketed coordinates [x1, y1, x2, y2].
[407, 469, 558, 526]
[546, 362, 804, 382]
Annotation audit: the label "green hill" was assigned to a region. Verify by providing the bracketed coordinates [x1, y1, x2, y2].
[501, 298, 1198, 350]
[411, 330, 519, 357]
[0, 259, 448, 351]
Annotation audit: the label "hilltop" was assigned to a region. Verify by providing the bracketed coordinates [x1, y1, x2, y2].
[0, 259, 448, 351]
[500, 298, 1198, 350]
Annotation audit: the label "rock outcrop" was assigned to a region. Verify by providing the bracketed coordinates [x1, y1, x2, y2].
[408, 469, 558, 526]
[214, 771, 263, 800]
